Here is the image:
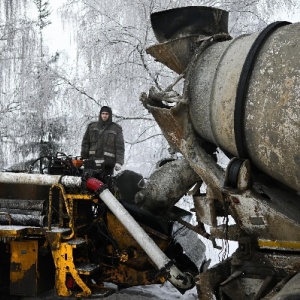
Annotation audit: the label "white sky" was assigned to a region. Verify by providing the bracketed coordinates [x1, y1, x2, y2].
[42, 1, 76, 59]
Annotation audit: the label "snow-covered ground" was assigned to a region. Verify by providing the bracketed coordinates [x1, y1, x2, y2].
[104, 281, 198, 299]
[25, 281, 198, 300]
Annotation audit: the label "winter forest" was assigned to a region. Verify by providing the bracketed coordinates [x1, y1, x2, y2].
[0, 0, 299, 176]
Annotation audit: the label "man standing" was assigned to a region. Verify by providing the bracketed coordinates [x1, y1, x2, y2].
[81, 106, 125, 175]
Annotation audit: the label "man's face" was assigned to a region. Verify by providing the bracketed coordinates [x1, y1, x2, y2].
[101, 112, 110, 122]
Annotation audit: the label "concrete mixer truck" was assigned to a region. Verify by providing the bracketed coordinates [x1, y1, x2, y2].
[138, 5, 300, 299]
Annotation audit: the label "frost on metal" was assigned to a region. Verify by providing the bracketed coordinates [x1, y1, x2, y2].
[0, 214, 45, 226]
[0, 172, 82, 188]
[140, 92, 224, 201]
[134, 159, 200, 214]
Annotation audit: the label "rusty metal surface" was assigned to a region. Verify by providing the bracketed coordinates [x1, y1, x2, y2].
[104, 212, 168, 286]
[147, 6, 230, 74]
[134, 159, 200, 214]
[193, 195, 217, 227]
[150, 6, 229, 43]
[220, 277, 266, 299]
[186, 22, 300, 191]
[264, 253, 300, 276]
[228, 187, 300, 241]
[140, 95, 224, 200]
[269, 272, 300, 300]
[146, 36, 205, 74]
[245, 22, 300, 191]
[196, 258, 231, 300]
[10, 240, 38, 297]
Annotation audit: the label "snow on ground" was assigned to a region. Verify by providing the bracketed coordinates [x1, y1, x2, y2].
[104, 281, 198, 299]
[22, 282, 198, 300]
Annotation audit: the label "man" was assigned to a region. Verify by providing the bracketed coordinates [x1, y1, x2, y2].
[81, 106, 125, 175]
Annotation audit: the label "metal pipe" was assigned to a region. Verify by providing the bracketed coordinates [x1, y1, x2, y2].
[0, 198, 45, 211]
[0, 172, 82, 187]
[0, 212, 11, 225]
[134, 159, 200, 215]
[0, 208, 42, 216]
[0, 214, 45, 226]
[86, 177, 194, 291]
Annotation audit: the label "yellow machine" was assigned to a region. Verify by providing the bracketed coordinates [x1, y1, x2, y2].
[0, 154, 198, 298]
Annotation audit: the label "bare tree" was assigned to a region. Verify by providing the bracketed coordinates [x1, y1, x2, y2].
[0, 0, 63, 169]
[1, 0, 299, 173]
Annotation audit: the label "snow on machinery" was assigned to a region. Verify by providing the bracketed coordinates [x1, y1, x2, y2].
[138, 6, 300, 300]
[0, 153, 203, 298]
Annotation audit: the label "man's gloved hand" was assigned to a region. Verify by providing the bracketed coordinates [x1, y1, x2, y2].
[115, 163, 122, 171]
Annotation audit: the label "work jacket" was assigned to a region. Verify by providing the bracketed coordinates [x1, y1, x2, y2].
[81, 114, 124, 168]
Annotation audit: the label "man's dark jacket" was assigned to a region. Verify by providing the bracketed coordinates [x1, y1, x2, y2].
[81, 106, 124, 168]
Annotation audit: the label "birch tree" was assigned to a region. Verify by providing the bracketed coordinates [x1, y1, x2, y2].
[0, 0, 63, 169]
